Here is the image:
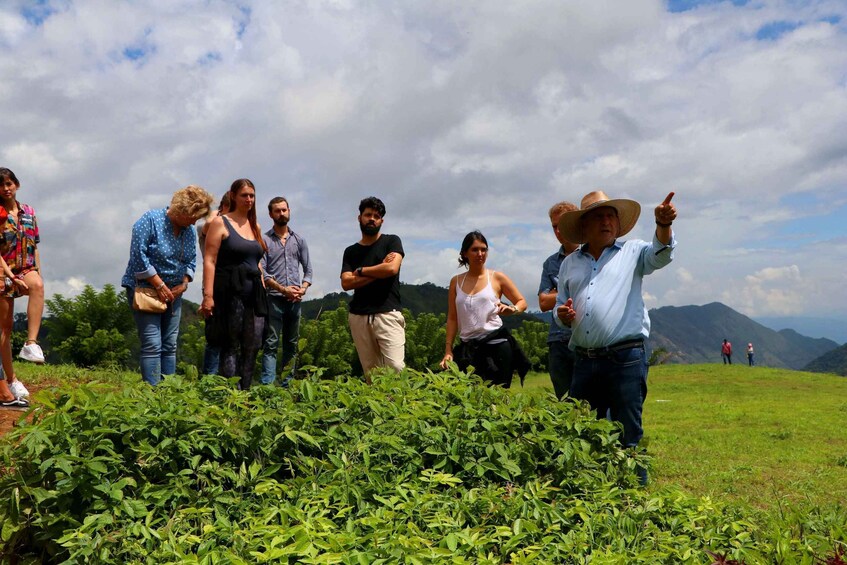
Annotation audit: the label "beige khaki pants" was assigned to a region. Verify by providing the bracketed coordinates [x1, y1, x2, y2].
[348, 310, 406, 376]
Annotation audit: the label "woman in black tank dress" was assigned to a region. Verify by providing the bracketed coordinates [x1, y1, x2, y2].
[200, 179, 268, 389]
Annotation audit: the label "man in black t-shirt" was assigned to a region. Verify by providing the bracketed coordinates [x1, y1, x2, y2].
[340, 197, 406, 382]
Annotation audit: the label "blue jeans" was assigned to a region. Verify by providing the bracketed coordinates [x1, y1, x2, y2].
[127, 288, 182, 386]
[260, 296, 301, 386]
[570, 344, 649, 483]
[202, 343, 220, 375]
[548, 340, 575, 400]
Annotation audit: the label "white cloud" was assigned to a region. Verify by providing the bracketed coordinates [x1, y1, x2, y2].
[0, 0, 845, 323]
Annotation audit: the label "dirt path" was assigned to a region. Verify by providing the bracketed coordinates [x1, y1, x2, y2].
[0, 385, 43, 436]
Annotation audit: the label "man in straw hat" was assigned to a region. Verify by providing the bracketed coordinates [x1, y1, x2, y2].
[555, 190, 676, 485]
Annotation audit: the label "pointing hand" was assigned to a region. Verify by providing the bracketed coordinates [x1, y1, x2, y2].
[655, 191, 677, 225]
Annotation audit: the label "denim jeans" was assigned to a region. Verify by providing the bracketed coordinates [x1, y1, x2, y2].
[202, 343, 220, 375]
[260, 296, 301, 386]
[570, 344, 649, 483]
[548, 340, 575, 400]
[127, 288, 182, 386]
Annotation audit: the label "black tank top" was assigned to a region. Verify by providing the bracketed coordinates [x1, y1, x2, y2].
[217, 216, 264, 295]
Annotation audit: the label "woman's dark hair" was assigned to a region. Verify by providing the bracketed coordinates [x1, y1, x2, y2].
[228, 178, 267, 252]
[358, 196, 386, 216]
[458, 230, 488, 267]
[218, 192, 231, 212]
[0, 168, 20, 187]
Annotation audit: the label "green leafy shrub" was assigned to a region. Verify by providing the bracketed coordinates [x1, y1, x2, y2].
[1, 369, 845, 563]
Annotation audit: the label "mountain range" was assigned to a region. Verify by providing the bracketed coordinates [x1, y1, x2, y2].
[754, 315, 847, 345]
[298, 284, 842, 373]
[647, 302, 837, 369]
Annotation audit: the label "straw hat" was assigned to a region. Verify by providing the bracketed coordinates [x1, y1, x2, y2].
[557, 190, 641, 244]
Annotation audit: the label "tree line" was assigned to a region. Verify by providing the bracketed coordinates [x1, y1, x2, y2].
[39, 284, 554, 376]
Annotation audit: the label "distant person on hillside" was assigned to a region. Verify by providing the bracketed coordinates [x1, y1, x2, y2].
[440, 231, 529, 388]
[747, 342, 755, 366]
[198, 192, 231, 376]
[340, 197, 405, 384]
[538, 201, 579, 399]
[123, 185, 214, 385]
[260, 196, 312, 388]
[721, 339, 732, 364]
[556, 190, 677, 485]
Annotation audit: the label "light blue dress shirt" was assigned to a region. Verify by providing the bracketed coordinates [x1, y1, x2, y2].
[260, 228, 313, 297]
[555, 234, 675, 349]
[121, 208, 197, 289]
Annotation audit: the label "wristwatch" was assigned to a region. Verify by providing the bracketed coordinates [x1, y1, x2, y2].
[357, 267, 364, 277]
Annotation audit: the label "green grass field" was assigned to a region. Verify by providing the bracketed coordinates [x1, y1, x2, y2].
[521, 364, 847, 509]
[11, 362, 847, 511]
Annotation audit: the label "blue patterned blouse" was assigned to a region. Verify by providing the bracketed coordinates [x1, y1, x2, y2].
[121, 208, 197, 289]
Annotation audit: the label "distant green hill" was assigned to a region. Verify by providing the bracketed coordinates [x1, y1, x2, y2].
[300, 282, 540, 329]
[803, 343, 847, 376]
[648, 302, 838, 369]
[300, 288, 836, 370]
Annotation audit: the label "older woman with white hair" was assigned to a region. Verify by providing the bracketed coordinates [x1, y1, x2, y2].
[122, 185, 214, 385]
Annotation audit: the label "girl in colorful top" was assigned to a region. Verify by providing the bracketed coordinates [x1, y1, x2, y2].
[0, 204, 29, 407]
[0, 167, 44, 404]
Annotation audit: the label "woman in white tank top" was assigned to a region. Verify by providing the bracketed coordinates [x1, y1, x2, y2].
[440, 231, 528, 387]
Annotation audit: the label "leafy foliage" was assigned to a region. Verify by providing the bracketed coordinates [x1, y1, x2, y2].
[510, 320, 550, 371]
[2, 369, 845, 563]
[40, 284, 554, 376]
[44, 284, 136, 368]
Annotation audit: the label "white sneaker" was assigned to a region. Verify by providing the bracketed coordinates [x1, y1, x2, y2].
[9, 379, 29, 399]
[19, 342, 45, 364]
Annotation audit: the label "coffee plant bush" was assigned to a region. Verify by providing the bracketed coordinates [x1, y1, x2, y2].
[1, 369, 845, 563]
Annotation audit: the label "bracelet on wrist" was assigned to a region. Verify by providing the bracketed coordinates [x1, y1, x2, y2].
[155, 282, 166, 290]
[656, 221, 673, 228]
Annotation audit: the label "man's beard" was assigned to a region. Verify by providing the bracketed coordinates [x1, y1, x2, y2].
[360, 221, 380, 236]
[274, 216, 289, 227]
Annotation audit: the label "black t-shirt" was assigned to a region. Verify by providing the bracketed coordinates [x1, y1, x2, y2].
[341, 234, 404, 314]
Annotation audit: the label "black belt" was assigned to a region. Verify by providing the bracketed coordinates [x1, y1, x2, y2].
[575, 339, 643, 359]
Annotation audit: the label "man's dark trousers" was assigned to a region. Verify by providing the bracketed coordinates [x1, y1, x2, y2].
[260, 296, 301, 386]
[548, 340, 575, 400]
[570, 344, 649, 483]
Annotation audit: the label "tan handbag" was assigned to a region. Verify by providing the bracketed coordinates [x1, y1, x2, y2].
[133, 287, 167, 313]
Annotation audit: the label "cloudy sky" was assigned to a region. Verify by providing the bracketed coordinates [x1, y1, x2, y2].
[1, 0, 845, 325]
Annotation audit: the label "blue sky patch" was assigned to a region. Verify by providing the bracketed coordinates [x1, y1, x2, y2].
[236, 5, 252, 40]
[123, 47, 147, 61]
[756, 20, 800, 41]
[21, 0, 56, 26]
[667, 0, 748, 13]
[119, 27, 155, 64]
[198, 52, 223, 66]
[774, 196, 846, 244]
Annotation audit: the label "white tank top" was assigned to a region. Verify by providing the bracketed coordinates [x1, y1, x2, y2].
[455, 269, 503, 340]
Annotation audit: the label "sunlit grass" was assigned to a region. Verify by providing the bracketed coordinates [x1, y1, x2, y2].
[518, 364, 847, 509]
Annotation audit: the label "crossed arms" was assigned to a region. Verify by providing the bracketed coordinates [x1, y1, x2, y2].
[340, 252, 403, 291]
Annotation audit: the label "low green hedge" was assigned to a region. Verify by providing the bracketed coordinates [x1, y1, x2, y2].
[1, 368, 845, 563]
